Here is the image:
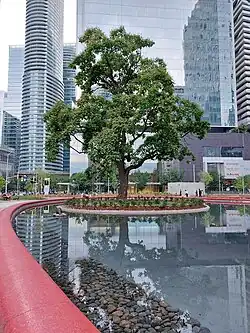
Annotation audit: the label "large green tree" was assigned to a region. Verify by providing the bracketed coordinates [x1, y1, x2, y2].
[45, 27, 209, 198]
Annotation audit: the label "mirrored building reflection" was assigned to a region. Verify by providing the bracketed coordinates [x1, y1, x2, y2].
[14, 207, 69, 278]
[67, 207, 250, 333]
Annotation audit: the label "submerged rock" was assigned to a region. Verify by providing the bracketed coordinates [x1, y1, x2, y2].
[46, 258, 211, 333]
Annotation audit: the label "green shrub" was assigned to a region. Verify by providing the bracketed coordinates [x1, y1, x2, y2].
[65, 196, 204, 210]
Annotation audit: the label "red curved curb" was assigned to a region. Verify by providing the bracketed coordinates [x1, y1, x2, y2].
[0, 198, 99, 333]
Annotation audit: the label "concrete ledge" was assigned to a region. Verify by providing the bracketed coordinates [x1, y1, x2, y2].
[0, 198, 99, 333]
[60, 204, 210, 216]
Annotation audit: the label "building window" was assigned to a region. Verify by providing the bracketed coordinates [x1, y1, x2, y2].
[204, 146, 243, 158]
[204, 147, 220, 157]
[221, 147, 243, 158]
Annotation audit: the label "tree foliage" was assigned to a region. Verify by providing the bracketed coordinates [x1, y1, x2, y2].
[230, 124, 250, 133]
[159, 168, 184, 185]
[71, 165, 118, 193]
[206, 171, 224, 192]
[199, 171, 213, 186]
[45, 26, 209, 197]
[234, 175, 250, 192]
[129, 171, 151, 191]
[0, 176, 5, 191]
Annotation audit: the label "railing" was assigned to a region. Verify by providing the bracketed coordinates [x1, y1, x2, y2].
[0, 198, 99, 333]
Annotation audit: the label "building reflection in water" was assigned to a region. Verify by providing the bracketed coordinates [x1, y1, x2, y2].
[14, 206, 69, 278]
[68, 206, 250, 333]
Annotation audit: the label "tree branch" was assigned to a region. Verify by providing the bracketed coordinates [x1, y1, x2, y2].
[130, 117, 149, 146]
[126, 153, 155, 173]
[104, 54, 118, 88]
[72, 135, 84, 145]
[70, 145, 84, 154]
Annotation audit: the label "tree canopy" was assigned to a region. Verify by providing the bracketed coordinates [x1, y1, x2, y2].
[234, 175, 250, 192]
[129, 171, 151, 191]
[0, 176, 5, 192]
[45, 26, 209, 197]
[159, 168, 184, 185]
[199, 171, 213, 187]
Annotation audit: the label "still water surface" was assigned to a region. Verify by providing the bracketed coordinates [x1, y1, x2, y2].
[14, 205, 250, 333]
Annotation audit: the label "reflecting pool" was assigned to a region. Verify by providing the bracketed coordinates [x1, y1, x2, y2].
[14, 204, 250, 333]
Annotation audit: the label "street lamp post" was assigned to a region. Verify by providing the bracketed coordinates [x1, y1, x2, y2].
[5, 153, 10, 194]
[193, 164, 196, 182]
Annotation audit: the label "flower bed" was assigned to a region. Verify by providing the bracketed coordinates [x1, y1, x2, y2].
[65, 197, 204, 211]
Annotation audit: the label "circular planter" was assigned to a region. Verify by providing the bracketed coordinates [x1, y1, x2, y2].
[60, 204, 210, 215]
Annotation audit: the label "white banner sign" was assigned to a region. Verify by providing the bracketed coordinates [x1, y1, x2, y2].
[224, 161, 242, 179]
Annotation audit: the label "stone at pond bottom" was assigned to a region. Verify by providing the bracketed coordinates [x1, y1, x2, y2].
[107, 304, 116, 313]
[188, 318, 201, 328]
[199, 328, 211, 333]
[49, 258, 210, 333]
[112, 316, 121, 324]
[112, 310, 123, 317]
[192, 327, 200, 333]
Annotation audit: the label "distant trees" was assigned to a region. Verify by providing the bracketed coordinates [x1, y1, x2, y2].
[233, 175, 250, 192]
[159, 168, 184, 186]
[199, 171, 213, 188]
[129, 171, 151, 192]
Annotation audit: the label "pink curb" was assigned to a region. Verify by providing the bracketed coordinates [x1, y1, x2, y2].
[0, 198, 99, 333]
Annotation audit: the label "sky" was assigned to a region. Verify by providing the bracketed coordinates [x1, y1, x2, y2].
[0, 0, 77, 91]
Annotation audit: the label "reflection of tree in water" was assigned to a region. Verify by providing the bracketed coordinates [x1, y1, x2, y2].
[81, 214, 219, 313]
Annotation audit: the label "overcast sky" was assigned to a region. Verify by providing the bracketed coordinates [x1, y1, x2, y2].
[0, 0, 76, 91]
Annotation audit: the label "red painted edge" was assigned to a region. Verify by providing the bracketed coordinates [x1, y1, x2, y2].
[0, 198, 100, 333]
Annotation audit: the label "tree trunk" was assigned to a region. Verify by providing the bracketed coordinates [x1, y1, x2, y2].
[118, 163, 129, 198]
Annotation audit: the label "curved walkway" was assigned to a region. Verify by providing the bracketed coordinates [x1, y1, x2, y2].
[0, 198, 99, 333]
[203, 195, 250, 205]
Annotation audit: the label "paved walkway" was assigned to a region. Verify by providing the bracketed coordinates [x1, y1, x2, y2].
[0, 200, 31, 210]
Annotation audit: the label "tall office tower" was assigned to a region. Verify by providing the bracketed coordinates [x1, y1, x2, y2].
[63, 44, 76, 174]
[233, 0, 250, 125]
[20, 0, 64, 173]
[0, 91, 7, 144]
[2, 111, 21, 172]
[183, 0, 237, 128]
[4, 46, 24, 119]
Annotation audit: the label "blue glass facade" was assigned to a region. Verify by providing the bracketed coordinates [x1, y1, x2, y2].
[184, 0, 237, 127]
[4, 46, 24, 120]
[2, 111, 21, 172]
[63, 44, 76, 173]
[77, 0, 237, 128]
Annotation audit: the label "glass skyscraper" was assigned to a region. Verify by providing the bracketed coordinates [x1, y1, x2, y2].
[233, 0, 250, 126]
[20, 0, 64, 173]
[4, 45, 24, 120]
[2, 111, 21, 172]
[63, 44, 76, 173]
[77, 0, 237, 128]
[184, 0, 237, 127]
